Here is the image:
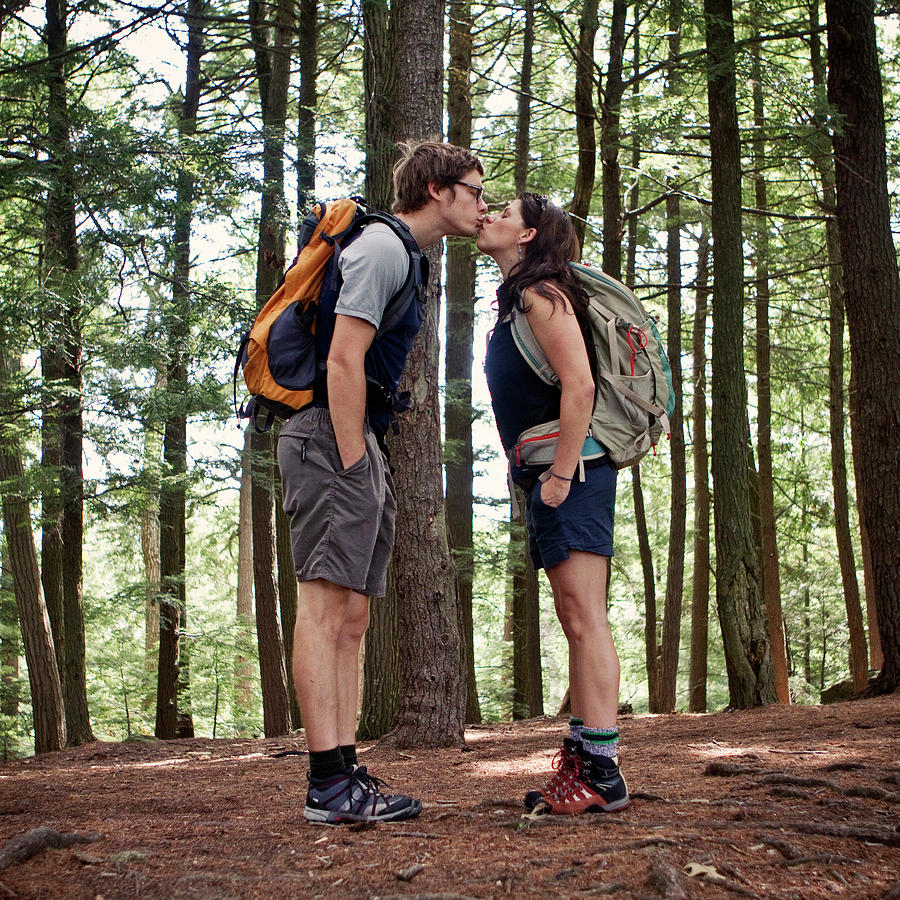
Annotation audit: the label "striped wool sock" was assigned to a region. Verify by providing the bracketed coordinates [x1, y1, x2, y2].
[568, 716, 584, 744]
[581, 726, 619, 760]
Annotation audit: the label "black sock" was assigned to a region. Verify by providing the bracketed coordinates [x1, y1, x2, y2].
[309, 746, 346, 781]
[340, 744, 358, 768]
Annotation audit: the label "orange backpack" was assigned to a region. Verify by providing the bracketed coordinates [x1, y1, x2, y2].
[235, 198, 425, 431]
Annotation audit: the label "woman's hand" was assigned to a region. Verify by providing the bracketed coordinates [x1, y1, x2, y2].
[540, 471, 571, 507]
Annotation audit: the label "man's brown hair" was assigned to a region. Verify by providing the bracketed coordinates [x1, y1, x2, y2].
[392, 140, 483, 213]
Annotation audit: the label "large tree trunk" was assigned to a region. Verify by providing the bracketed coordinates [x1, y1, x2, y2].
[825, 0, 900, 694]
[0, 355, 66, 754]
[42, 0, 93, 746]
[749, 29, 790, 704]
[248, 0, 294, 737]
[446, 0, 481, 724]
[385, 0, 466, 748]
[809, 2, 868, 692]
[358, 0, 401, 740]
[689, 231, 711, 712]
[570, 0, 598, 247]
[705, 0, 777, 708]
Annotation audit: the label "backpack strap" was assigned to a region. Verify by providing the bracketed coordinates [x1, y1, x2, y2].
[508, 307, 559, 386]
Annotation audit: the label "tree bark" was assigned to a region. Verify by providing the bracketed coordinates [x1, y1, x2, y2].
[705, 0, 777, 708]
[362, 0, 399, 210]
[385, 0, 466, 748]
[600, 0, 627, 277]
[297, 0, 317, 215]
[689, 230, 711, 712]
[634, 466, 659, 709]
[358, 0, 400, 739]
[658, 0, 686, 715]
[749, 28, 790, 703]
[446, 0, 481, 724]
[248, 0, 294, 736]
[570, 0, 598, 247]
[808, 1, 868, 692]
[514, 0, 534, 194]
[156, 0, 204, 739]
[235, 426, 255, 725]
[825, 0, 900, 694]
[42, 0, 93, 746]
[511, 501, 543, 718]
[0, 354, 66, 754]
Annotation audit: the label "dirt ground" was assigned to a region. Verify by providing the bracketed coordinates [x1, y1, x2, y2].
[0, 695, 898, 900]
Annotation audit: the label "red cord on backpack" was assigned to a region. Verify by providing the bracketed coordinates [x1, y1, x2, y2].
[626, 325, 648, 376]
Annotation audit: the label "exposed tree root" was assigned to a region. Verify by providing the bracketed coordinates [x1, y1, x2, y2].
[647, 857, 687, 899]
[0, 827, 102, 871]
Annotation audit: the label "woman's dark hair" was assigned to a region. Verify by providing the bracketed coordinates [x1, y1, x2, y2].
[498, 192, 590, 319]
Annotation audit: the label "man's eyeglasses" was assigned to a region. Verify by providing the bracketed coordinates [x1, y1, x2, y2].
[454, 180, 484, 204]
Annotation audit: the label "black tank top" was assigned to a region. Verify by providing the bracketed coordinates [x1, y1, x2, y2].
[484, 284, 560, 483]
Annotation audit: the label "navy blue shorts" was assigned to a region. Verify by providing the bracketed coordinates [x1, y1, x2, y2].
[523, 460, 617, 571]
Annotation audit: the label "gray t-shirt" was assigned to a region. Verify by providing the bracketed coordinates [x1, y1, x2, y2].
[335, 223, 409, 329]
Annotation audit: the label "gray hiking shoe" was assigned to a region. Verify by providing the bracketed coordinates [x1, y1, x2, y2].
[304, 766, 422, 824]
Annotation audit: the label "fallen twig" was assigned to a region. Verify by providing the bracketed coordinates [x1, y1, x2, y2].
[0, 827, 102, 871]
[395, 862, 424, 882]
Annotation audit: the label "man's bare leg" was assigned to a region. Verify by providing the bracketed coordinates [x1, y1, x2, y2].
[292, 578, 354, 752]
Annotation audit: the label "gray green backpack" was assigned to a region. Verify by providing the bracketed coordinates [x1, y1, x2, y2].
[509, 261, 675, 471]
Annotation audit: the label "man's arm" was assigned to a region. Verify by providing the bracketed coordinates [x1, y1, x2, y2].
[327, 314, 377, 470]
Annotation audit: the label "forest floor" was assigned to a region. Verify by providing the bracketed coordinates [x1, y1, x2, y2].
[0, 695, 898, 899]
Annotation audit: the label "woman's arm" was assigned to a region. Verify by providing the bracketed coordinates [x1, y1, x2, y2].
[522, 286, 595, 507]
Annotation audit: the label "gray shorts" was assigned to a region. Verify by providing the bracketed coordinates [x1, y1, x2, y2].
[277, 407, 396, 597]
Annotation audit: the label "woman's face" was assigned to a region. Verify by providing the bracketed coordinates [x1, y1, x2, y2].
[476, 198, 531, 259]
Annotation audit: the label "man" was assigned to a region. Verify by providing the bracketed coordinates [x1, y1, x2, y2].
[277, 141, 487, 824]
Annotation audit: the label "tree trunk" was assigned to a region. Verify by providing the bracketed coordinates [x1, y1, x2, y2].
[446, 0, 481, 725]
[705, 0, 777, 708]
[814, 1, 875, 692]
[506, 0, 542, 721]
[600, 0, 627, 277]
[570, 0, 598, 247]
[297, 0, 316, 215]
[358, 0, 400, 739]
[235, 426, 255, 727]
[689, 230, 711, 712]
[749, 29, 790, 703]
[0, 354, 66, 753]
[385, 0, 466, 748]
[156, 0, 204, 739]
[248, 0, 294, 737]
[514, 0, 534, 194]
[634, 466, 659, 709]
[511, 501, 543, 718]
[658, 0, 686, 715]
[362, 0, 398, 210]
[0, 539, 19, 726]
[42, 0, 93, 746]
[274, 453, 301, 728]
[826, 0, 900, 694]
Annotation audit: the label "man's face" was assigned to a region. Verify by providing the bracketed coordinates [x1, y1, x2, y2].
[439, 168, 488, 237]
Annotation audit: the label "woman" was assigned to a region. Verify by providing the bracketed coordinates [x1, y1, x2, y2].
[477, 193, 630, 816]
